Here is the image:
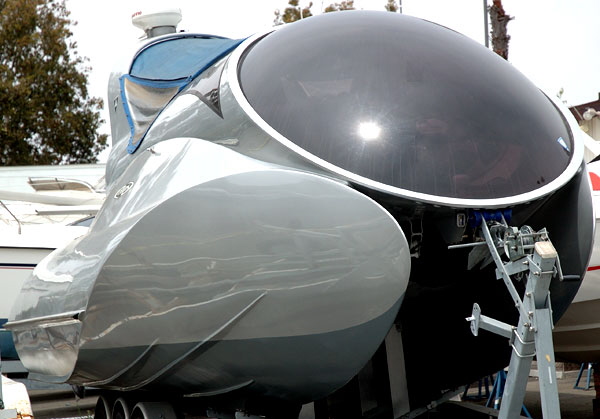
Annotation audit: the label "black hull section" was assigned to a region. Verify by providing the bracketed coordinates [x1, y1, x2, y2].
[396, 165, 593, 407]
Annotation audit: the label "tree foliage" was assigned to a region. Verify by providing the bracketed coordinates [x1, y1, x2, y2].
[274, 0, 314, 25]
[0, 0, 108, 165]
[384, 0, 399, 12]
[324, 1, 355, 13]
[274, 0, 402, 26]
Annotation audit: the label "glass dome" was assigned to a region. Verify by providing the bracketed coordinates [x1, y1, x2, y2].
[238, 11, 573, 200]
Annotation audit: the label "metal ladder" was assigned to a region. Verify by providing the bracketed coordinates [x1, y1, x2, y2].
[462, 214, 563, 419]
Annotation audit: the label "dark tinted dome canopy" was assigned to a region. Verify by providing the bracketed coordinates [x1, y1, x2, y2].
[238, 11, 573, 200]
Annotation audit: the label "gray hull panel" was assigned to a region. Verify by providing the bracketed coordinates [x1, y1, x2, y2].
[10, 139, 410, 401]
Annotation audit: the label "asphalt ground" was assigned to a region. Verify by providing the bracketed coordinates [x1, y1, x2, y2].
[523, 369, 597, 419]
[442, 368, 598, 419]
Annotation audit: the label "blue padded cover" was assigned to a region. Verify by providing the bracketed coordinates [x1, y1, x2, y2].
[130, 36, 243, 81]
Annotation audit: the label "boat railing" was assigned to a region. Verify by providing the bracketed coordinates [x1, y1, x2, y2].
[0, 201, 21, 235]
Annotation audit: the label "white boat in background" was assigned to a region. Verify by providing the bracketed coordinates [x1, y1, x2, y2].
[0, 166, 105, 364]
[554, 158, 600, 362]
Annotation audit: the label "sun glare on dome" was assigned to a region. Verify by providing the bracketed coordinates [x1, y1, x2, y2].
[358, 121, 381, 141]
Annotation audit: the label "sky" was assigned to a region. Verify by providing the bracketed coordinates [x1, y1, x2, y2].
[64, 0, 600, 161]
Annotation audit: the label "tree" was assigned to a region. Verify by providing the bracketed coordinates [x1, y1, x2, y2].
[274, 0, 314, 25]
[324, 1, 355, 13]
[489, 0, 513, 60]
[272, 0, 400, 29]
[384, 0, 400, 12]
[0, 0, 108, 165]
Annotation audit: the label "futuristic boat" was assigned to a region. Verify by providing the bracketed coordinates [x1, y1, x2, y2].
[7, 10, 594, 418]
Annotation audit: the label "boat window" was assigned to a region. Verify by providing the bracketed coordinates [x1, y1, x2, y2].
[121, 77, 182, 153]
[28, 177, 94, 192]
[181, 57, 228, 118]
[238, 12, 573, 200]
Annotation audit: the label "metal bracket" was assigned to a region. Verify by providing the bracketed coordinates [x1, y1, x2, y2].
[466, 303, 513, 339]
[408, 216, 424, 258]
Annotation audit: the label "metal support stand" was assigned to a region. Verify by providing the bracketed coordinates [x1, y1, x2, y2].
[463, 215, 562, 419]
[574, 363, 593, 390]
[486, 370, 532, 418]
[592, 363, 600, 418]
[463, 374, 492, 401]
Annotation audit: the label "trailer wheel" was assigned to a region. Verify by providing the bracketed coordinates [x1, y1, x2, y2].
[94, 395, 113, 419]
[112, 397, 132, 419]
[131, 402, 177, 419]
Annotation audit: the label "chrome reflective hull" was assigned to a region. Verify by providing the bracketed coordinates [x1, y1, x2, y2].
[8, 139, 410, 401]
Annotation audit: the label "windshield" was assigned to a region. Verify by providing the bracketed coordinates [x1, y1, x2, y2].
[238, 11, 573, 200]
